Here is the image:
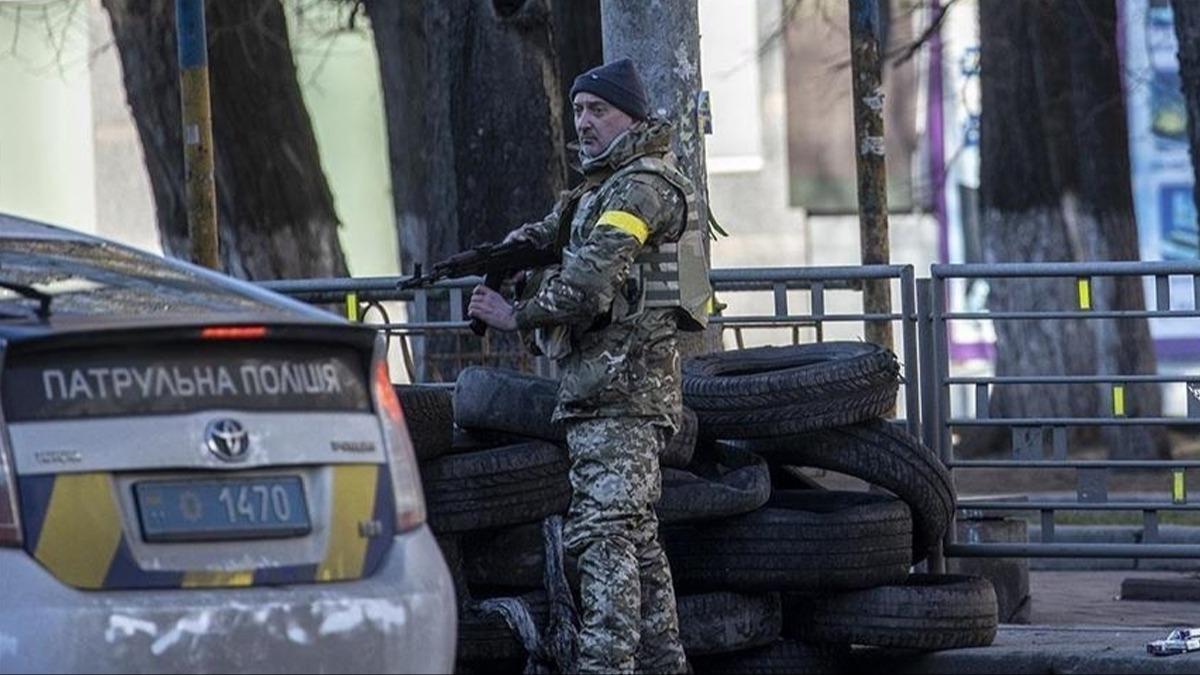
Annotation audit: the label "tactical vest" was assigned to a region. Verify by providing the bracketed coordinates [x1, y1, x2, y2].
[571, 155, 712, 331]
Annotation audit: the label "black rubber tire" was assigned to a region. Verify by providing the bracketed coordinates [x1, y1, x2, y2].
[657, 443, 771, 525]
[678, 592, 781, 656]
[462, 445, 768, 583]
[766, 461, 828, 491]
[464, 587, 785, 660]
[784, 574, 999, 650]
[420, 441, 571, 533]
[454, 366, 566, 442]
[462, 521, 578, 590]
[394, 385, 453, 461]
[457, 607, 526, 661]
[463, 444, 773, 583]
[682, 342, 900, 438]
[449, 426, 532, 456]
[457, 592, 547, 661]
[663, 490, 912, 592]
[454, 657, 524, 674]
[694, 640, 850, 675]
[741, 419, 955, 564]
[660, 407, 698, 469]
[434, 534, 473, 606]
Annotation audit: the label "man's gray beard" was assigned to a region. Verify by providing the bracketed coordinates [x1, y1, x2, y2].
[579, 129, 630, 163]
[578, 138, 603, 159]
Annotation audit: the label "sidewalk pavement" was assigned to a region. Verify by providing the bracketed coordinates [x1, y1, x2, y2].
[1030, 570, 1199, 626]
[851, 626, 1200, 674]
[848, 570, 1200, 673]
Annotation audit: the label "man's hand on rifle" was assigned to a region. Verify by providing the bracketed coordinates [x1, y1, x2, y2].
[497, 229, 535, 285]
[502, 227, 531, 245]
[468, 284, 518, 332]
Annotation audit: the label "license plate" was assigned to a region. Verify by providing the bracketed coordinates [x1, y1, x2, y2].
[134, 476, 311, 543]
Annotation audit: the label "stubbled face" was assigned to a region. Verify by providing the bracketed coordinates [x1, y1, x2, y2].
[573, 92, 636, 157]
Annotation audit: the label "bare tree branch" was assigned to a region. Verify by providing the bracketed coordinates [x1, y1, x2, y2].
[0, 0, 90, 75]
[891, 0, 959, 66]
[7, 7, 23, 57]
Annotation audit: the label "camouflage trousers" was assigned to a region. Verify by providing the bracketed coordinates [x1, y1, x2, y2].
[563, 417, 688, 674]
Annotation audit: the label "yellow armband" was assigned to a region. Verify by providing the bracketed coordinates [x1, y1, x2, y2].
[596, 210, 650, 244]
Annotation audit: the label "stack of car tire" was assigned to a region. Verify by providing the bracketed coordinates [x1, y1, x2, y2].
[403, 341, 998, 674]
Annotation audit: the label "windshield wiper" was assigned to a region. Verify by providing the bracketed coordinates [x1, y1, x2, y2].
[0, 281, 51, 319]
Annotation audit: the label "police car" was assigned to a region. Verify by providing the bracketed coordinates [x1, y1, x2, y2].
[0, 215, 454, 672]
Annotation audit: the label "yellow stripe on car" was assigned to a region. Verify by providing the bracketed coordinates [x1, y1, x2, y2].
[35, 473, 122, 590]
[316, 464, 379, 582]
[597, 210, 650, 244]
[182, 570, 254, 588]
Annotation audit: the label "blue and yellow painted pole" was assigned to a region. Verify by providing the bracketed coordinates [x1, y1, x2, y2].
[176, 0, 219, 269]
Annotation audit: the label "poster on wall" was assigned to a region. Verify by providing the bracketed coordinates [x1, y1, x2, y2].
[1124, 0, 1200, 359]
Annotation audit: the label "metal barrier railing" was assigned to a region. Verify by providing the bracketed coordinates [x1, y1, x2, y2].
[264, 265, 921, 437]
[709, 266, 919, 438]
[926, 261, 1200, 566]
[265, 260, 1200, 564]
[265, 275, 547, 384]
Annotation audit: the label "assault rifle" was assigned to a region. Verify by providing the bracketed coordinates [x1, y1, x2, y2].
[398, 238, 561, 336]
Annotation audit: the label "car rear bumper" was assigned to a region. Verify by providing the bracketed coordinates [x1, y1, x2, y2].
[0, 525, 456, 673]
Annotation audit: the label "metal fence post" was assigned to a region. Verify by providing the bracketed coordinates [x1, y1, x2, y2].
[901, 266, 920, 438]
[930, 271, 952, 574]
[917, 278, 936, 450]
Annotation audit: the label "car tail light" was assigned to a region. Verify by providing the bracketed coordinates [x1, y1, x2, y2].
[201, 325, 268, 340]
[371, 337, 426, 532]
[0, 444, 20, 546]
[0, 350, 21, 547]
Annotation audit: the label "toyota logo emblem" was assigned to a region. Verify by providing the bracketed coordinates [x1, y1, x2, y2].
[205, 419, 250, 462]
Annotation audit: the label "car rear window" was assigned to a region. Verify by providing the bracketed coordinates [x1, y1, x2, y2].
[0, 239, 284, 319]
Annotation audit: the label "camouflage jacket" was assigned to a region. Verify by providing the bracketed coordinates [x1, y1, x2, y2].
[512, 120, 693, 425]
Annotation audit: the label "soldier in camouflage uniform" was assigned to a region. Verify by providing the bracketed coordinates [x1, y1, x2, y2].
[468, 58, 711, 674]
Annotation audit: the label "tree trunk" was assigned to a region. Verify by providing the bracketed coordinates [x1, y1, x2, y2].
[553, 0, 603, 189]
[1173, 0, 1200, 222]
[101, 0, 348, 279]
[598, 2, 707, 204]
[365, 0, 461, 273]
[366, 0, 568, 271]
[366, 0, 576, 381]
[1061, 1, 1165, 459]
[599, 0, 720, 356]
[977, 0, 1167, 459]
